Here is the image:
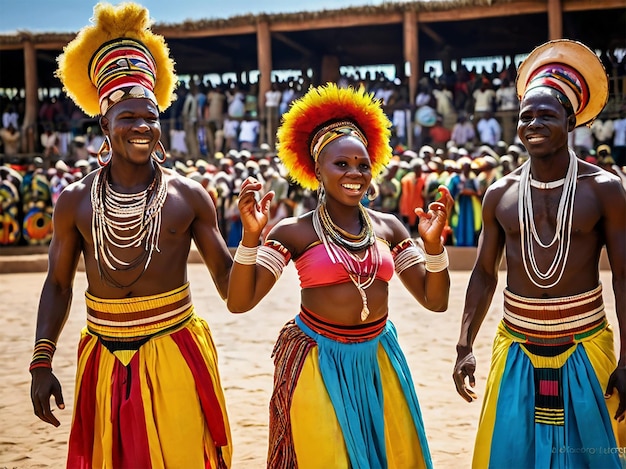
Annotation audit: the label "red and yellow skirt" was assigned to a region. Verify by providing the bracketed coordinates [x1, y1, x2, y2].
[67, 283, 232, 469]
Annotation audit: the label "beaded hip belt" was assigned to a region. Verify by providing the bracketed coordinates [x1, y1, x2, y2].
[298, 306, 387, 344]
[85, 283, 193, 342]
[502, 284, 606, 345]
[503, 285, 607, 345]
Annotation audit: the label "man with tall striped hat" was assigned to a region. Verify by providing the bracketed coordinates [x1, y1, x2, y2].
[453, 39, 626, 468]
[28, 3, 233, 467]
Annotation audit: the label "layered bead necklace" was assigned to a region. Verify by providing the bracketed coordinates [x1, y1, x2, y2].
[313, 201, 380, 321]
[91, 163, 168, 287]
[518, 149, 577, 289]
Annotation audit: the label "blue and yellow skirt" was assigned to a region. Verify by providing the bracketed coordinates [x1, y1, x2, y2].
[474, 285, 625, 468]
[269, 307, 431, 469]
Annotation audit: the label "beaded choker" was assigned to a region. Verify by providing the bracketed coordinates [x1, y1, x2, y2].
[529, 177, 565, 190]
[313, 202, 379, 321]
[90, 164, 168, 288]
[316, 202, 374, 252]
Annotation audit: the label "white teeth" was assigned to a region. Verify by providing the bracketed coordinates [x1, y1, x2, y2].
[343, 184, 361, 190]
[130, 139, 150, 144]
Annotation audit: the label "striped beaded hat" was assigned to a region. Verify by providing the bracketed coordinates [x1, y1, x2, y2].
[516, 39, 608, 127]
[56, 2, 177, 117]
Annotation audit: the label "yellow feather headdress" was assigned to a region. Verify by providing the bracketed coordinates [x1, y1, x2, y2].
[56, 2, 177, 117]
[276, 83, 392, 190]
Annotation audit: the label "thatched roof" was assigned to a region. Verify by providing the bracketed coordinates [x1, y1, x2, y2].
[0, 0, 623, 88]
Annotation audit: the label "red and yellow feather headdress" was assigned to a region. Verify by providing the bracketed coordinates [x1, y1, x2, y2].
[56, 2, 177, 117]
[277, 83, 392, 190]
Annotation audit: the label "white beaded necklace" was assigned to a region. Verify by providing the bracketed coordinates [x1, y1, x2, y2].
[518, 149, 578, 289]
[91, 164, 168, 287]
[313, 203, 380, 321]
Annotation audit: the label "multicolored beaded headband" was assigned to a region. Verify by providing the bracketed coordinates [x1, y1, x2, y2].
[89, 38, 158, 116]
[310, 120, 368, 162]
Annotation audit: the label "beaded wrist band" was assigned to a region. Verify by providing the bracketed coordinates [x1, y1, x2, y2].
[29, 338, 56, 371]
[234, 243, 259, 265]
[424, 247, 449, 273]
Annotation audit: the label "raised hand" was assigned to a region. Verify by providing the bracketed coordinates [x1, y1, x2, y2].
[237, 177, 275, 238]
[415, 185, 454, 246]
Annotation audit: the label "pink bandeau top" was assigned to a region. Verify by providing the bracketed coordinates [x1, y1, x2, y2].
[294, 239, 394, 289]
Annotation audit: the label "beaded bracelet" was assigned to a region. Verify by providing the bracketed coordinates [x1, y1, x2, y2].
[424, 247, 449, 273]
[234, 243, 258, 265]
[29, 338, 56, 371]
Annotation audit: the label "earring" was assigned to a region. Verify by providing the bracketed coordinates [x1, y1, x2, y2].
[317, 184, 326, 205]
[367, 182, 378, 201]
[151, 140, 167, 164]
[97, 136, 112, 166]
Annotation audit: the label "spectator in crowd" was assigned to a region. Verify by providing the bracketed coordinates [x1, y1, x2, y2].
[448, 156, 481, 246]
[264, 82, 282, 149]
[476, 111, 502, 147]
[451, 113, 476, 147]
[0, 123, 20, 156]
[473, 80, 496, 113]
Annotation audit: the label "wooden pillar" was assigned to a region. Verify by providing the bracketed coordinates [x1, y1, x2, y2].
[403, 10, 419, 105]
[320, 55, 340, 85]
[256, 19, 272, 145]
[403, 10, 418, 151]
[22, 34, 38, 154]
[547, 0, 563, 40]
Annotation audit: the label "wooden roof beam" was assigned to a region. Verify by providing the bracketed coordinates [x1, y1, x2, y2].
[420, 23, 444, 45]
[272, 32, 312, 57]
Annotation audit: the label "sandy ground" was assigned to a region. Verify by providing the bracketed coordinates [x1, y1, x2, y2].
[0, 266, 618, 468]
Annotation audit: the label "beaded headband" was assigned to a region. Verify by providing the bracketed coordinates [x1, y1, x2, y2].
[277, 83, 392, 190]
[89, 38, 158, 115]
[310, 121, 368, 161]
[56, 2, 177, 117]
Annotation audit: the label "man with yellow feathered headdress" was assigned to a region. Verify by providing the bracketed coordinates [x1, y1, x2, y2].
[29, 3, 233, 467]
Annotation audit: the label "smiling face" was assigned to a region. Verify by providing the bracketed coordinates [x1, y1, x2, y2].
[101, 98, 161, 166]
[517, 87, 575, 160]
[315, 135, 372, 205]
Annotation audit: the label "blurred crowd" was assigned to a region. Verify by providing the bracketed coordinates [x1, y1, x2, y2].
[1, 48, 625, 247]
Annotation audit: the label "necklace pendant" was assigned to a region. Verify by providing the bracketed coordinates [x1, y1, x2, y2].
[360, 304, 370, 321]
[357, 286, 370, 321]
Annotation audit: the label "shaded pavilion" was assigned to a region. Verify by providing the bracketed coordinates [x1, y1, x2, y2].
[0, 0, 624, 153]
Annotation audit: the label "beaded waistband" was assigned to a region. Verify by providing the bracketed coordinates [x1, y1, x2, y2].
[298, 306, 387, 343]
[503, 285, 606, 343]
[85, 283, 193, 341]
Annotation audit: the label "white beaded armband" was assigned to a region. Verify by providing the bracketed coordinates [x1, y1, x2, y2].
[257, 240, 291, 280]
[392, 238, 425, 276]
[234, 243, 258, 265]
[424, 247, 449, 273]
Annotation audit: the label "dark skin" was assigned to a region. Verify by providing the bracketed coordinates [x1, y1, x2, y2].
[30, 98, 232, 427]
[453, 88, 626, 421]
[227, 135, 454, 324]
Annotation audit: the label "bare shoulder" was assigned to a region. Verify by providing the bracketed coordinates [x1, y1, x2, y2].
[162, 167, 202, 192]
[56, 170, 95, 205]
[485, 169, 519, 198]
[367, 208, 407, 245]
[578, 160, 625, 194]
[266, 211, 317, 256]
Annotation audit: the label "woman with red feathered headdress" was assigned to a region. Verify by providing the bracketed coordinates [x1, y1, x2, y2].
[226, 82, 454, 468]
